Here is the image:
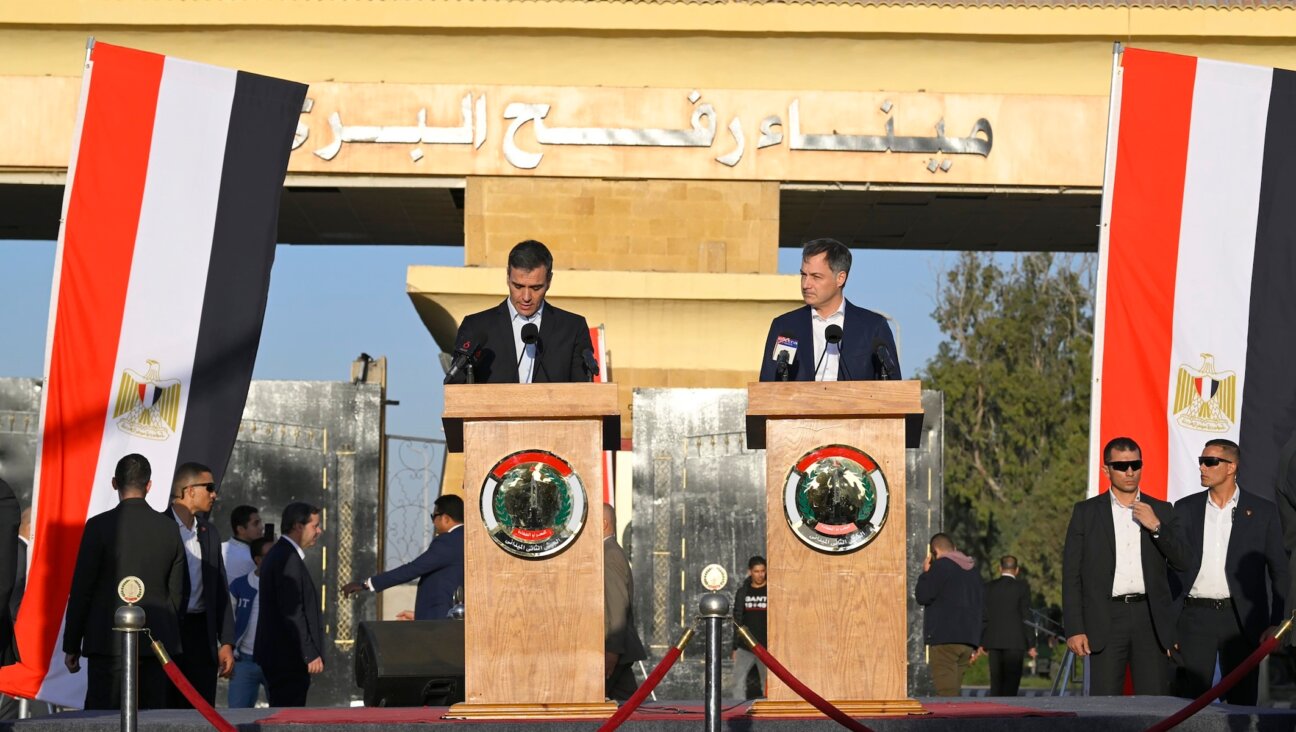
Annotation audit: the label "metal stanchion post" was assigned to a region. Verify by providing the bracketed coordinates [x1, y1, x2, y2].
[699, 592, 730, 732]
[115, 603, 146, 732]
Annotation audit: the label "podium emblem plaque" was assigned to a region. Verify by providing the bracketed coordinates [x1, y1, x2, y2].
[783, 444, 890, 554]
[480, 449, 588, 559]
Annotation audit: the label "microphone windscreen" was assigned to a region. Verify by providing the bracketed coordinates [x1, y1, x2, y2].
[825, 324, 843, 344]
[520, 323, 539, 344]
[773, 332, 798, 362]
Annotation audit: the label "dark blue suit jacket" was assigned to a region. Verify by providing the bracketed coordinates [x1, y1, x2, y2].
[758, 301, 900, 382]
[1171, 488, 1289, 643]
[448, 301, 594, 384]
[371, 526, 464, 620]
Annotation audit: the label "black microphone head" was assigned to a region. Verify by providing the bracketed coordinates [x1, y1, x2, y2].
[520, 323, 539, 345]
[825, 324, 843, 344]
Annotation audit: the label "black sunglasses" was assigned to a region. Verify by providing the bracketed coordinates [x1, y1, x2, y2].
[1198, 456, 1233, 467]
[1105, 460, 1143, 472]
[187, 482, 217, 493]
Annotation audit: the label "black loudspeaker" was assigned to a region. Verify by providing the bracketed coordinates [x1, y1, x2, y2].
[354, 620, 466, 707]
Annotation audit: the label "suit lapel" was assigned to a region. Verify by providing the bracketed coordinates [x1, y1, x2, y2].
[535, 303, 558, 384]
[494, 301, 518, 382]
[1096, 494, 1117, 572]
[795, 306, 814, 380]
[1225, 489, 1246, 573]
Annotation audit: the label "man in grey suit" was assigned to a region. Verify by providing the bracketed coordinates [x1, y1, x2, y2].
[603, 503, 646, 701]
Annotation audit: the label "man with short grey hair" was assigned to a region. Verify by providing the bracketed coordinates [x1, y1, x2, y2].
[758, 238, 900, 382]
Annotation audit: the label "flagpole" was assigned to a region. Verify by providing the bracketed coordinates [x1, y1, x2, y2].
[1086, 41, 1124, 499]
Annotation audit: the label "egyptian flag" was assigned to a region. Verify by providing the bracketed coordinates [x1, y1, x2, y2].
[1091, 48, 1296, 503]
[0, 43, 305, 706]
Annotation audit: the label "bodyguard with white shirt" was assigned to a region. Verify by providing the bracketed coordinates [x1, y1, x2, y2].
[758, 238, 900, 383]
[1170, 439, 1287, 705]
[445, 240, 596, 384]
[1062, 437, 1187, 695]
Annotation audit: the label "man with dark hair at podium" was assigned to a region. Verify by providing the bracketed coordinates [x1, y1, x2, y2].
[603, 503, 646, 700]
[446, 239, 596, 384]
[341, 495, 465, 620]
[758, 238, 900, 382]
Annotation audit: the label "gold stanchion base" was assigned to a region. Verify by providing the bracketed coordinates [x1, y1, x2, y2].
[747, 698, 928, 718]
[444, 701, 619, 720]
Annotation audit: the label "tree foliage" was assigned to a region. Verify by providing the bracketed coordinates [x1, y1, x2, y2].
[919, 252, 1095, 610]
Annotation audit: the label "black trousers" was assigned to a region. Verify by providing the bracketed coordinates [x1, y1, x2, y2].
[1174, 603, 1258, 705]
[987, 648, 1025, 697]
[1088, 599, 1171, 695]
[168, 612, 218, 708]
[85, 653, 169, 710]
[263, 662, 311, 707]
[605, 663, 637, 701]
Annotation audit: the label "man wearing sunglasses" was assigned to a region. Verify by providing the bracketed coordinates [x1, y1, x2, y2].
[1169, 439, 1287, 705]
[163, 462, 236, 708]
[342, 495, 464, 620]
[1063, 436, 1187, 695]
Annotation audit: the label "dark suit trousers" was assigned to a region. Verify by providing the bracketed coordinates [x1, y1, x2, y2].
[1174, 603, 1258, 705]
[988, 649, 1025, 697]
[263, 661, 311, 707]
[85, 654, 169, 711]
[169, 612, 218, 708]
[606, 663, 637, 701]
[1089, 599, 1170, 695]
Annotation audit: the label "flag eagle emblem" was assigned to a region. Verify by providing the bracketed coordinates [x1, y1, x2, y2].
[112, 359, 182, 440]
[1172, 353, 1237, 433]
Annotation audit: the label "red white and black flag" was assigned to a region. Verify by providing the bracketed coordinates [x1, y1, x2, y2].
[0, 42, 305, 706]
[1091, 48, 1296, 502]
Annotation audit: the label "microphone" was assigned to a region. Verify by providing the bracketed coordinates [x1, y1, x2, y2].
[871, 337, 895, 381]
[517, 323, 540, 381]
[814, 324, 844, 380]
[771, 332, 797, 382]
[443, 332, 488, 385]
[581, 348, 600, 382]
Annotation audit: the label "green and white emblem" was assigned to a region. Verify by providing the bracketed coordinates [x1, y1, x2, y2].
[783, 444, 889, 553]
[481, 450, 588, 559]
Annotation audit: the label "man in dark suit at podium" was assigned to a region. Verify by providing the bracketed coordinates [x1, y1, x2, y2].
[342, 495, 465, 620]
[446, 240, 596, 384]
[758, 238, 900, 382]
[979, 555, 1036, 696]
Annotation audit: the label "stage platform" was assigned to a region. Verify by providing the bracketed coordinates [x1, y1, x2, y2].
[2, 697, 1295, 731]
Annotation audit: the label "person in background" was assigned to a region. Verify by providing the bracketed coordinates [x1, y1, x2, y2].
[228, 537, 273, 708]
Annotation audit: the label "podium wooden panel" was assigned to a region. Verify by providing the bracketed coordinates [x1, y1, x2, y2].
[442, 383, 620, 720]
[746, 381, 925, 717]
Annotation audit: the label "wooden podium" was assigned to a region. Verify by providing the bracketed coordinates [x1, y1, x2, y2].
[442, 383, 620, 720]
[745, 380, 926, 717]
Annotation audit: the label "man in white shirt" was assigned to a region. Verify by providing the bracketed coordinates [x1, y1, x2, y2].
[1170, 439, 1288, 705]
[222, 504, 264, 583]
[758, 238, 900, 383]
[228, 537, 273, 707]
[1062, 436, 1187, 694]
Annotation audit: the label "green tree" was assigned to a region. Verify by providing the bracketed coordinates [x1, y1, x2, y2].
[918, 252, 1094, 610]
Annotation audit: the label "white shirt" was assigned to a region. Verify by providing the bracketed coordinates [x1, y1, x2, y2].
[236, 573, 260, 657]
[507, 299, 544, 384]
[222, 539, 255, 585]
[283, 535, 306, 560]
[1188, 489, 1239, 600]
[1109, 490, 1146, 596]
[173, 511, 206, 613]
[811, 299, 846, 382]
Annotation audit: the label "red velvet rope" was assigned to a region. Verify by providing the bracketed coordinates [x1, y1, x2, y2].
[749, 643, 877, 732]
[596, 646, 684, 732]
[150, 643, 238, 732]
[1144, 633, 1281, 732]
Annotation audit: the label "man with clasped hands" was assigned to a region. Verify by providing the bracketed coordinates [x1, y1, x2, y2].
[1062, 436, 1188, 694]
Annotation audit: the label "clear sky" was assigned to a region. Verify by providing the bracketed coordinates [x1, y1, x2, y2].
[0, 240, 952, 439]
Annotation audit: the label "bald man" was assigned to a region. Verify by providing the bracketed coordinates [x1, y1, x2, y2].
[603, 504, 646, 700]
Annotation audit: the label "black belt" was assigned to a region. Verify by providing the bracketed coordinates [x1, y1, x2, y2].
[1111, 593, 1146, 603]
[1185, 597, 1231, 610]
